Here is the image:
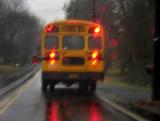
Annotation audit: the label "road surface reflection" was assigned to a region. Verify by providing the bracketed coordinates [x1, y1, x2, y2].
[43, 88, 109, 121]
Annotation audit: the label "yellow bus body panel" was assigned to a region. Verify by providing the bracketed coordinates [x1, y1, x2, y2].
[41, 20, 105, 73]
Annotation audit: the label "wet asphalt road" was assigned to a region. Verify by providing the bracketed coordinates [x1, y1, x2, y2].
[0, 71, 136, 121]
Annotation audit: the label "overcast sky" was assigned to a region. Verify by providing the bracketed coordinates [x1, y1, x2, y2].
[26, 0, 70, 23]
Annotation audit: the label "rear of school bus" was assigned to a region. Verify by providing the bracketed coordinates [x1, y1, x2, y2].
[41, 20, 105, 93]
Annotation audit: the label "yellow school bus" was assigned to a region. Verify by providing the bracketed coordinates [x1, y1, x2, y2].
[35, 20, 105, 93]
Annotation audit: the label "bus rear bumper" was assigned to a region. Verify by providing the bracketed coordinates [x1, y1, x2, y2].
[42, 72, 104, 81]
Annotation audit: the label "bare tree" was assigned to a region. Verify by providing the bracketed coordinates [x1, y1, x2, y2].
[0, 0, 42, 65]
[65, 0, 154, 86]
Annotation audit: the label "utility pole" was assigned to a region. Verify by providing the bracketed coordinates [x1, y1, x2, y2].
[92, 0, 96, 22]
[153, 0, 160, 100]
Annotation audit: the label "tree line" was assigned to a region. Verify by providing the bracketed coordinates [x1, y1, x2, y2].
[64, 0, 154, 86]
[0, 0, 42, 65]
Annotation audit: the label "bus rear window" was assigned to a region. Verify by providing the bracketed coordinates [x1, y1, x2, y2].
[62, 36, 84, 50]
[45, 36, 58, 49]
[88, 36, 102, 49]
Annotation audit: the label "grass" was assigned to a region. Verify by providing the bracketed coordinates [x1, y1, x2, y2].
[104, 79, 151, 92]
[103, 67, 151, 92]
[0, 64, 17, 73]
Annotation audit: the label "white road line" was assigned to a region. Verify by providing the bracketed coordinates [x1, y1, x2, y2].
[0, 71, 40, 115]
[97, 91, 149, 121]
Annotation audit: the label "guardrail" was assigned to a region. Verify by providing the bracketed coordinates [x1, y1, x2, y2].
[0, 66, 40, 96]
[0, 64, 38, 86]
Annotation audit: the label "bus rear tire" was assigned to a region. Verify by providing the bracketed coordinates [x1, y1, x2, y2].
[42, 80, 48, 92]
[50, 84, 55, 92]
[89, 81, 96, 94]
[78, 81, 89, 94]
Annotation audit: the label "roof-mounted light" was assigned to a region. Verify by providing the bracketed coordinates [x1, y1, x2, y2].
[94, 27, 101, 34]
[45, 24, 59, 33]
[88, 26, 101, 35]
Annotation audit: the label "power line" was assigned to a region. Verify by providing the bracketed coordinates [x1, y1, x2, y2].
[31, 7, 64, 13]
[35, 11, 65, 16]
[37, 13, 65, 16]
[0, 12, 66, 20]
[36, 9, 64, 13]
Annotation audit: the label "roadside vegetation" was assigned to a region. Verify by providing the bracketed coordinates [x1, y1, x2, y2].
[64, 0, 154, 87]
[0, 0, 42, 84]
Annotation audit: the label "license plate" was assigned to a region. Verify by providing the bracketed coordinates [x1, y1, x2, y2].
[68, 74, 79, 78]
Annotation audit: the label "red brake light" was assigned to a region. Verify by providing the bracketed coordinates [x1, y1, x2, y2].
[91, 51, 98, 59]
[32, 56, 39, 64]
[49, 51, 56, 64]
[49, 52, 56, 58]
[45, 51, 59, 64]
[88, 51, 102, 65]
[32, 59, 38, 64]
[91, 51, 98, 65]
[91, 59, 98, 65]
[49, 59, 56, 64]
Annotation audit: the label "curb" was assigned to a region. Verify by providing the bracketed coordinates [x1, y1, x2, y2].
[133, 102, 160, 116]
[97, 91, 149, 121]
